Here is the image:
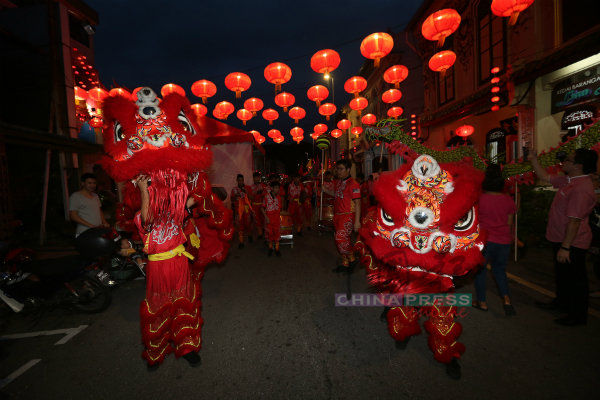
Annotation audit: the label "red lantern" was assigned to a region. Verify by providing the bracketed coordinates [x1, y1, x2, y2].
[310, 133, 319, 140]
[337, 119, 351, 133]
[215, 101, 234, 120]
[74, 86, 88, 101]
[89, 87, 108, 101]
[382, 89, 402, 104]
[387, 107, 403, 119]
[191, 80, 217, 103]
[331, 129, 343, 138]
[274, 136, 284, 144]
[456, 125, 474, 137]
[268, 129, 281, 138]
[191, 103, 208, 117]
[491, 67, 500, 74]
[344, 76, 367, 99]
[89, 117, 103, 128]
[491, 77, 500, 84]
[109, 88, 131, 100]
[314, 124, 328, 135]
[289, 107, 306, 124]
[383, 65, 409, 89]
[362, 114, 377, 125]
[429, 50, 456, 78]
[244, 98, 264, 116]
[491, 96, 500, 103]
[131, 87, 143, 101]
[307, 85, 329, 107]
[422, 9, 461, 47]
[225, 72, 251, 98]
[349, 97, 368, 117]
[237, 109, 252, 125]
[262, 108, 279, 125]
[360, 32, 394, 67]
[291, 127, 304, 137]
[311, 49, 341, 77]
[491, 87, 500, 93]
[319, 103, 336, 120]
[351, 126, 363, 136]
[492, 105, 500, 111]
[250, 130, 260, 139]
[256, 135, 266, 144]
[274, 92, 295, 112]
[161, 83, 185, 97]
[212, 108, 223, 120]
[264, 62, 292, 93]
[491, 0, 534, 25]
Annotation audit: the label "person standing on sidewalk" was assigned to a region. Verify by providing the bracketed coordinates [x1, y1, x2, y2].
[472, 165, 517, 316]
[321, 160, 361, 274]
[530, 148, 598, 326]
[230, 174, 254, 249]
[69, 173, 109, 237]
[250, 172, 267, 241]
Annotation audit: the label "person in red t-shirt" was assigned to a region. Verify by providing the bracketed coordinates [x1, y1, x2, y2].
[287, 173, 305, 236]
[250, 172, 267, 240]
[321, 160, 361, 274]
[262, 181, 283, 257]
[302, 179, 313, 231]
[472, 165, 517, 316]
[356, 173, 370, 220]
[230, 174, 254, 249]
[531, 148, 598, 326]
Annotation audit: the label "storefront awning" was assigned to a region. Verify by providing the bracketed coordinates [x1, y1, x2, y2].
[0, 122, 103, 154]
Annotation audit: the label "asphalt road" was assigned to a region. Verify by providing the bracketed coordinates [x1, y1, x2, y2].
[1, 227, 598, 400]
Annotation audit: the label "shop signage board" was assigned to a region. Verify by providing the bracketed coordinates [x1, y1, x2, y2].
[552, 73, 600, 114]
[560, 104, 597, 135]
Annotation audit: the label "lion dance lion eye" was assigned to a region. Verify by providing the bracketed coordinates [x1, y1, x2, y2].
[380, 208, 394, 226]
[178, 110, 196, 135]
[113, 121, 124, 142]
[454, 208, 474, 231]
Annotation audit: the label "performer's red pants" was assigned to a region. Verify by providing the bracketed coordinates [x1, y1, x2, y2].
[334, 212, 355, 266]
[140, 255, 202, 365]
[288, 199, 303, 233]
[265, 211, 281, 248]
[302, 201, 312, 222]
[235, 206, 252, 242]
[251, 203, 264, 235]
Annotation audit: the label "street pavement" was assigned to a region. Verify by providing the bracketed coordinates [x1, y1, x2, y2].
[1, 225, 599, 400]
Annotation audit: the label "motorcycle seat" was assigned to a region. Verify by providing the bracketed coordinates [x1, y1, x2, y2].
[21, 255, 90, 277]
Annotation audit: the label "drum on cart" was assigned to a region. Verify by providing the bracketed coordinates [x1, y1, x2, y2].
[280, 211, 294, 248]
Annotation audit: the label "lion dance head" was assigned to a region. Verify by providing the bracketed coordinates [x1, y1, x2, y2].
[357, 155, 486, 295]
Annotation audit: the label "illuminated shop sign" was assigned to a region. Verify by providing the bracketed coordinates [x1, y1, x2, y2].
[560, 104, 597, 135]
[552, 73, 600, 114]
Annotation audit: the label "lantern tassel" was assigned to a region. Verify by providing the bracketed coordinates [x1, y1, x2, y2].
[269, 121, 273, 125]
[326, 115, 330, 121]
[374, 57, 380, 67]
[243, 121, 246, 125]
[284, 107, 288, 112]
[509, 11, 520, 25]
[252, 111, 256, 116]
[358, 110, 362, 117]
[316, 100, 321, 107]
[202, 97, 207, 104]
[354, 93, 359, 99]
[441, 68, 447, 79]
[395, 82, 400, 89]
[236, 91, 241, 99]
[437, 36, 446, 48]
[294, 118, 299, 124]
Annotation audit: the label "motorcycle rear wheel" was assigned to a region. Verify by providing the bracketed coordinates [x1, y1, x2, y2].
[66, 276, 112, 314]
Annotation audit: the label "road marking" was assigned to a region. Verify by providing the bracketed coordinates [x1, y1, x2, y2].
[0, 359, 41, 388]
[489, 266, 600, 318]
[0, 325, 88, 345]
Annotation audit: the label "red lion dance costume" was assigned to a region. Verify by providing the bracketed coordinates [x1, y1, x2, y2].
[101, 87, 233, 369]
[356, 155, 486, 380]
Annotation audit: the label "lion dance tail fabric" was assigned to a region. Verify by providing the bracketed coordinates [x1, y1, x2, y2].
[101, 87, 233, 365]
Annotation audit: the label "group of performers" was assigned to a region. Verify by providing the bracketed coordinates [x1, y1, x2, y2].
[230, 172, 315, 255]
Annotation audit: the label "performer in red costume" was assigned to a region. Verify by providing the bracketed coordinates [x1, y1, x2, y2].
[231, 174, 254, 249]
[287, 173, 305, 236]
[321, 171, 335, 203]
[356, 173, 370, 219]
[100, 87, 232, 371]
[262, 181, 283, 257]
[250, 172, 267, 240]
[321, 159, 361, 273]
[302, 179, 313, 231]
[355, 155, 486, 380]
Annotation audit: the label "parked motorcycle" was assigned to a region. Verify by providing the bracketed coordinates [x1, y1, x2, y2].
[0, 227, 121, 315]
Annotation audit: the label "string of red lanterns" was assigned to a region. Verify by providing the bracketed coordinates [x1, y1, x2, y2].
[264, 62, 292, 93]
[237, 109, 252, 125]
[360, 32, 394, 67]
[274, 92, 295, 112]
[262, 108, 279, 125]
[318, 103, 336, 120]
[383, 65, 409, 89]
[491, 0, 534, 25]
[421, 9, 461, 48]
[244, 98, 264, 116]
[191, 80, 217, 103]
[310, 49, 340, 78]
[307, 85, 329, 107]
[161, 84, 185, 97]
[344, 76, 367, 99]
[224, 72, 251, 98]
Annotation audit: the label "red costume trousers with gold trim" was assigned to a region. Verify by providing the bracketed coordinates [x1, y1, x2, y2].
[333, 212, 355, 266]
[288, 199, 303, 232]
[386, 305, 464, 364]
[140, 256, 202, 365]
[265, 211, 281, 243]
[251, 203, 264, 235]
[302, 201, 312, 221]
[235, 206, 252, 242]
